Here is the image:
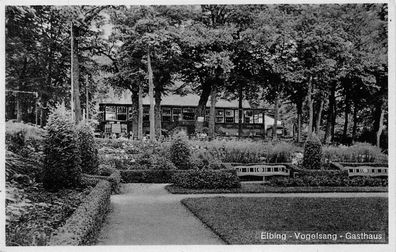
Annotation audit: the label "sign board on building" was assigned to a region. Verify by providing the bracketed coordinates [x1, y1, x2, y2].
[112, 123, 121, 133]
[197, 116, 204, 122]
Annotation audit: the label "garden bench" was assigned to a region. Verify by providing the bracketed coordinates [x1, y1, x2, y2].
[234, 164, 290, 181]
[344, 166, 388, 177]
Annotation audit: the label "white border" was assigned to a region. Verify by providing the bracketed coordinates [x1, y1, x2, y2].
[1, 1, 395, 252]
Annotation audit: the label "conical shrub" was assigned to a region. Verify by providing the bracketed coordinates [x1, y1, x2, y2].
[170, 132, 191, 170]
[77, 121, 99, 175]
[42, 107, 81, 190]
[302, 133, 322, 170]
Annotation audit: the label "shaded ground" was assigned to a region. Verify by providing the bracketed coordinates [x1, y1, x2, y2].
[182, 197, 388, 244]
[96, 183, 225, 245]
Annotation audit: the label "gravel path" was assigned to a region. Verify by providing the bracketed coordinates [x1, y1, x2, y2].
[96, 183, 387, 245]
[96, 183, 225, 245]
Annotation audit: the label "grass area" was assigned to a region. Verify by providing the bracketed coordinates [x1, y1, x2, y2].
[182, 197, 388, 244]
[166, 184, 388, 194]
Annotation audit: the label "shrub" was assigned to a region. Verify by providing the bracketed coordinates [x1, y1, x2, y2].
[48, 180, 112, 245]
[77, 122, 99, 174]
[322, 142, 387, 163]
[97, 164, 117, 176]
[42, 107, 81, 191]
[302, 133, 322, 170]
[6, 121, 46, 157]
[190, 149, 223, 170]
[121, 170, 177, 183]
[267, 142, 297, 163]
[170, 132, 191, 170]
[172, 169, 240, 189]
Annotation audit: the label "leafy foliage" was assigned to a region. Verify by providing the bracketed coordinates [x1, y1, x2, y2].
[169, 132, 191, 170]
[302, 133, 322, 169]
[77, 122, 99, 174]
[42, 107, 82, 190]
[172, 169, 240, 189]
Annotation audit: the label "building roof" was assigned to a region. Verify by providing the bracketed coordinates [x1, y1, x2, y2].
[101, 93, 267, 109]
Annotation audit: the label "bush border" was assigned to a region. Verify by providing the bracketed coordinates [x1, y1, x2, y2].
[48, 171, 121, 246]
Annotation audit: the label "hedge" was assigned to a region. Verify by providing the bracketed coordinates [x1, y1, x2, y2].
[338, 162, 388, 168]
[48, 180, 112, 245]
[172, 169, 240, 189]
[49, 170, 121, 245]
[121, 169, 177, 183]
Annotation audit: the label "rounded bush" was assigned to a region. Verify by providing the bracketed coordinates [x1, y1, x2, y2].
[42, 107, 81, 190]
[169, 132, 191, 170]
[302, 133, 322, 170]
[77, 122, 99, 174]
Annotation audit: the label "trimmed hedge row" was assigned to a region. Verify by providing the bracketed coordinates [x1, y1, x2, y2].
[269, 176, 388, 187]
[48, 180, 112, 245]
[121, 169, 177, 183]
[172, 169, 240, 189]
[49, 170, 121, 245]
[338, 162, 388, 167]
[120, 169, 239, 186]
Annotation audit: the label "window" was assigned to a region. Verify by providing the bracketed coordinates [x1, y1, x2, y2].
[172, 108, 182, 122]
[216, 109, 225, 123]
[242, 168, 247, 172]
[274, 167, 279, 172]
[267, 168, 271, 172]
[162, 107, 172, 122]
[249, 168, 254, 172]
[349, 169, 354, 173]
[183, 108, 195, 121]
[117, 106, 127, 121]
[225, 109, 235, 123]
[253, 111, 263, 124]
[244, 110, 253, 124]
[105, 106, 117, 121]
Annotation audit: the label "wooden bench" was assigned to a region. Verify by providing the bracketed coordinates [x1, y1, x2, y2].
[234, 164, 290, 181]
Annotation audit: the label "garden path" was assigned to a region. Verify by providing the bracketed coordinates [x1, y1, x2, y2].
[96, 183, 387, 245]
[95, 183, 225, 245]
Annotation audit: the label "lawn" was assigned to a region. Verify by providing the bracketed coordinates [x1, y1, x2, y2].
[166, 184, 388, 194]
[182, 197, 388, 244]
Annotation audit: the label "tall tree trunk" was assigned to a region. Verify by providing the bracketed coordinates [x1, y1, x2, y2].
[154, 89, 162, 138]
[147, 48, 155, 140]
[272, 93, 279, 140]
[195, 81, 211, 133]
[324, 84, 335, 144]
[71, 23, 82, 123]
[307, 77, 313, 137]
[376, 104, 385, 148]
[238, 82, 243, 139]
[138, 85, 143, 140]
[16, 94, 23, 122]
[208, 84, 217, 140]
[131, 90, 139, 139]
[296, 100, 302, 143]
[343, 88, 350, 141]
[315, 99, 324, 135]
[352, 101, 358, 142]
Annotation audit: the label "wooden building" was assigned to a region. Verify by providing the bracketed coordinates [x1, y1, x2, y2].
[97, 94, 283, 138]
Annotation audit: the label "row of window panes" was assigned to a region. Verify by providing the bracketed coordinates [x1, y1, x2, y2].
[104, 105, 264, 124]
